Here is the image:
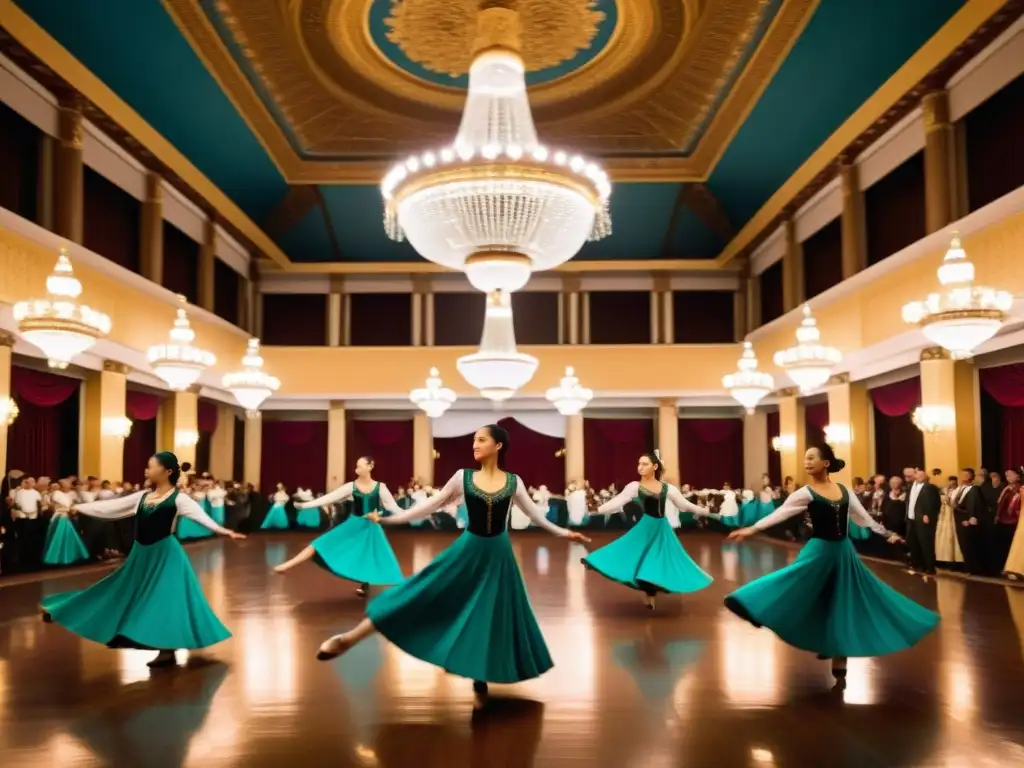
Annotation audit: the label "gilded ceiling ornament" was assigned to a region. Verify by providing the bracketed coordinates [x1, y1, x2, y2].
[384, 0, 606, 77]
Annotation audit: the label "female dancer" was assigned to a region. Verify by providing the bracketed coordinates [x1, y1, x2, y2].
[294, 488, 321, 530]
[314, 424, 590, 706]
[41, 453, 245, 667]
[582, 451, 712, 610]
[720, 444, 938, 685]
[177, 479, 214, 542]
[207, 481, 227, 527]
[42, 480, 89, 567]
[261, 484, 290, 530]
[274, 456, 404, 596]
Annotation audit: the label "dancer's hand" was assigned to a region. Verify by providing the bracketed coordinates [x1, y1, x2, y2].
[969, 517, 978, 526]
[227, 531, 247, 541]
[365, 511, 382, 523]
[566, 530, 591, 544]
[886, 534, 904, 544]
[727, 527, 755, 541]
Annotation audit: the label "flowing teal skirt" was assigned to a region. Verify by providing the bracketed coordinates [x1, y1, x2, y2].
[724, 537, 939, 658]
[176, 516, 214, 541]
[366, 530, 553, 684]
[261, 502, 289, 530]
[42, 515, 90, 566]
[739, 499, 776, 527]
[311, 515, 403, 585]
[210, 504, 225, 527]
[582, 514, 713, 594]
[296, 507, 321, 529]
[41, 536, 231, 650]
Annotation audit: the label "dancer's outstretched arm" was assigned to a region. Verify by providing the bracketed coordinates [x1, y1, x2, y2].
[377, 484, 404, 515]
[595, 482, 640, 515]
[72, 490, 146, 519]
[666, 485, 706, 515]
[176, 495, 245, 539]
[372, 472, 464, 526]
[728, 488, 812, 540]
[848, 491, 900, 540]
[512, 477, 586, 540]
[296, 483, 353, 509]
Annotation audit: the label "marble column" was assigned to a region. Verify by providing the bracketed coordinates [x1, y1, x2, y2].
[80, 361, 129, 481]
[564, 413, 585, 486]
[657, 400, 680, 483]
[326, 401, 346, 490]
[661, 289, 674, 344]
[198, 217, 216, 314]
[777, 390, 806, 483]
[824, 375, 871, 487]
[743, 410, 769, 489]
[157, 389, 199, 467]
[327, 276, 344, 347]
[140, 173, 164, 285]
[243, 414, 262, 488]
[923, 90, 957, 234]
[839, 160, 868, 279]
[563, 276, 581, 345]
[0, 332, 14, 478]
[745, 269, 761, 334]
[413, 411, 433, 486]
[54, 100, 84, 244]
[919, 347, 980, 480]
[209, 403, 236, 481]
[781, 219, 804, 313]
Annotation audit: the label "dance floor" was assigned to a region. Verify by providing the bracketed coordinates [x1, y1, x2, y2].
[2, 531, 1023, 767]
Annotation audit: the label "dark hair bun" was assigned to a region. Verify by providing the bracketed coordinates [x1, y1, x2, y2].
[181, 462, 192, 473]
[829, 458, 846, 473]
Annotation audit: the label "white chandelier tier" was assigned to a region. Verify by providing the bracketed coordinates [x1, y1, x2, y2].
[222, 338, 280, 411]
[723, 341, 774, 414]
[147, 297, 216, 391]
[773, 304, 842, 393]
[546, 366, 593, 416]
[457, 290, 538, 401]
[410, 367, 457, 418]
[13, 250, 111, 369]
[902, 234, 1013, 359]
[380, 5, 611, 294]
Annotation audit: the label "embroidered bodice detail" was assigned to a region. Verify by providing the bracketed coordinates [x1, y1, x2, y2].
[635, 484, 668, 519]
[462, 470, 516, 537]
[352, 482, 381, 517]
[806, 485, 850, 541]
[137, 490, 182, 545]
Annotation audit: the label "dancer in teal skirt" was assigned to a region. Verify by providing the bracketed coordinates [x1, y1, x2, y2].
[719, 444, 938, 687]
[261, 484, 291, 530]
[274, 456, 404, 597]
[583, 451, 712, 610]
[41, 452, 246, 668]
[314, 424, 590, 707]
[176, 484, 215, 542]
[42, 484, 89, 567]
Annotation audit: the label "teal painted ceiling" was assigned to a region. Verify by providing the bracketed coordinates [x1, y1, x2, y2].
[13, 0, 966, 264]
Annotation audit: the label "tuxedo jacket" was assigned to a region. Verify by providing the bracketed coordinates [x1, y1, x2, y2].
[911, 482, 941, 523]
[952, 484, 986, 520]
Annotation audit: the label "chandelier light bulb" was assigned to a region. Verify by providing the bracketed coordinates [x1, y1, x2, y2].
[457, 291, 538, 401]
[222, 338, 280, 411]
[773, 304, 842, 393]
[409, 367, 457, 419]
[147, 297, 216, 391]
[0, 397, 19, 427]
[723, 341, 774, 414]
[912, 405, 956, 435]
[102, 416, 133, 439]
[13, 249, 111, 369]
[380, 6, 611, 293]
[902, 234, 1013, 358]
[771, 434, 796, 452]
[545, 366, 594, 416]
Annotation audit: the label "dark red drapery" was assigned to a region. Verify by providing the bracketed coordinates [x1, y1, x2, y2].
[346, 419, 414, 491]
[123, 391, 161, 482]
[678, 418, 744, 488]
[260, 420, 328, 494]
[871, 377, 923, 475]
[197, 400, 219, 434]
[804, 401, 829, 449]
[980, 363, 1024, 471]
[583, 418, 653, 490]
[870, 376, 922, 416]
[7, 367, 80, 477]
[433, 434, 470, 489]
[767, 410, 782, 484]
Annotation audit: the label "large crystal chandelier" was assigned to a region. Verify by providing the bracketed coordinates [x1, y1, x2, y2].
[380, 4, 611, 293]
[902, 234, 1013, 359]
[147, 297, 216, 391]
[723, 341, 774, 414]
[13, 249, 111, 369]
[546, 367, 593, 416]
[457, 290, 537, 401]
[410, 367, 457, 418]
[222, 338, 279, 411]
[773, 305, 841, 393]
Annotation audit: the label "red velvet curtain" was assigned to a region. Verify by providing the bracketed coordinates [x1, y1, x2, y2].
[678, 418, 744, 488]
[767, 410, 782, 484]
[980, 363, 1024, 471]
[583, 418, 654, 490]
[195, 400, 219, 474]
[434, 434, 470, 488]
[871, 377, 923, 474]
[123, 391, 162, 482]
[7, 367, 80, 477]
[804, 401, 829, 449]
[346, 419, 414, 490]
[260, 420, 328, 494]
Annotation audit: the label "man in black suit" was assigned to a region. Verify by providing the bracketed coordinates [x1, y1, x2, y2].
[952, 468, 989, 575]
[905, 467, 940, 574]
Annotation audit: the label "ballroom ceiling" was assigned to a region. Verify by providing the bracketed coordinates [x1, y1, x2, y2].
[11, 0, 967, 264]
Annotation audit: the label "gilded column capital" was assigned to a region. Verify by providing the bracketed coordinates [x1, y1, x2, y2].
[561, 275, 582, 293]
[657, 397, 678, 410]
[329, 399, 347, 409]
[922, 90, 950, 133]
[412, 275, 433, 295]
[826, 373, 850, 386]
[920, 346, 951, 361]
[57, 104, 84, 150]
[102, 360, 131, 376]
[187, 384, 204, 395]
[329, 275, 347, 295]
[653, 274, 671, 293]
[0, 330, 16, 348]
[144, 172, 163, 204]
[776, 386, 800, 399]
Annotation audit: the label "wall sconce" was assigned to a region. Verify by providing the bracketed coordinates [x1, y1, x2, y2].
[771, 434, 796, 452]
[175, 428, 200, 447]
[823, 423, 852, 444]
[912, 405, 955, 435]
[555, 447, 566, 458]
[102, 416, 133, 439]
[432, 449, 440, 459]
[0, 397, 19, 427]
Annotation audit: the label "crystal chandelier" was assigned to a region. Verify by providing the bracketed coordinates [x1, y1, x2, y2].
[723, 341, 774, 414]
[912, 405, 955, 434]
[771, 434, 796, 452]
[102, 416, 133, 439]
[410, 367, 457, 418]
[13, 249, 111, 369]
[0, 397, 19, 426]
[222, 338, 280, 411]
[545, 367, 593, 416]
[147, 297, 216, 391]
[380, 4, 611, 293]
[457, 290, 537, 401]
[902, 235, 1013, 358]
[773, 305, 841, 393]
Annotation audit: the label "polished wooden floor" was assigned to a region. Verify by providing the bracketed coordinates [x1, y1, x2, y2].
[2, 531, 1024, 767]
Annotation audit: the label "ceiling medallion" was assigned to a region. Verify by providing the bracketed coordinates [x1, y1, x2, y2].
[381, 3, 611, 293]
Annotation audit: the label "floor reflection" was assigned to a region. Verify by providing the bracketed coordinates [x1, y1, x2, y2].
[0, 532, 1022, 767]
